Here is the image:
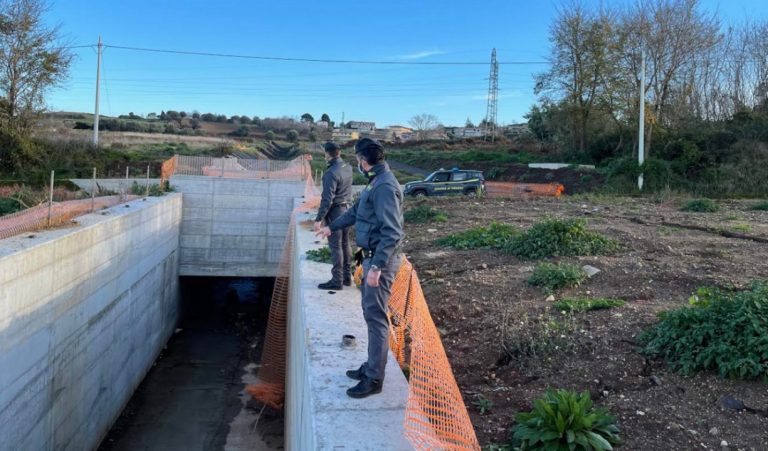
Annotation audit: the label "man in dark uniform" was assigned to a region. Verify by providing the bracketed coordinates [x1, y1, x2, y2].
[314, 142, 353, 290]
[316, 138, 404, 398]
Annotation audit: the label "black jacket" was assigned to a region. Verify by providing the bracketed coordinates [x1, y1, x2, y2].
[315, 157, 353, 222]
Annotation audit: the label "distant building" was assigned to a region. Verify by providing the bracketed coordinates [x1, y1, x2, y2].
[347, 121, 376, 132]
[332, 129, 360, 142]
[445, 127, 485, 139]
[387, 125, 413, 138]
[505, 123, 530, 136]
[314, 121, 330, 129]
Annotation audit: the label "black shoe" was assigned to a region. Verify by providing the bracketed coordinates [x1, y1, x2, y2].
[345, 364, 366, 380]
[346, 376, 383, 398]
[343, 279, 352, 287]
[318, 280, 343, 290]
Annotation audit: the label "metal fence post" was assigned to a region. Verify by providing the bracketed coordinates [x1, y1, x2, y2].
[220, 158, 225, 177]
[47, 170, 54, 226]
[91, 167, 96, 212]
[145, 164, 150, 197]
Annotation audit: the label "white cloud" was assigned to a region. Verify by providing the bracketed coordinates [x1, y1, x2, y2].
[395, 50, 446, 60]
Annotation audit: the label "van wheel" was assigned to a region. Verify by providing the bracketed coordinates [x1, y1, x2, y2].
[465, 190, 477, 198]
[414, 190, 427, 197]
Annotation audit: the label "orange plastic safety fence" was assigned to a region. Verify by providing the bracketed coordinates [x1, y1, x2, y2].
[0, 195, 138, 241]
[160, 155, 177, 184]
[485, 181, 565, 197]
[248, 170, 480, 450]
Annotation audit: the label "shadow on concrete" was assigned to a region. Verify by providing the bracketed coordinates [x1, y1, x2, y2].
[98, 277, 284, 451]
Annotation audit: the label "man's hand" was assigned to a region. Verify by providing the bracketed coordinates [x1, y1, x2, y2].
[366, 268, 381, 287]
[315, 226, 332, 238]
[313, 221, 323, 233]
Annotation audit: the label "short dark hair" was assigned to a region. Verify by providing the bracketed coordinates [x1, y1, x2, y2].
[354, 138, 384, 165]
[323, 142, 340, 157]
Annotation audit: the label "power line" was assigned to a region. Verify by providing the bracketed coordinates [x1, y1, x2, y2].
[103, 44, 548, 66]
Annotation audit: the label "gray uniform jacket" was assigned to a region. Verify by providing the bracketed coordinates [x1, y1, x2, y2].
[329, 162, 404, 269]
[315, 157, 353, 222]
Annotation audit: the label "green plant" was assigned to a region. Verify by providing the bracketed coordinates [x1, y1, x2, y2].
[553, 298, 625, 313]
[130, 181, 167, 196]
[305, 246, 332, 264]
[731, 223, 752, 233]
[528, 263, 587, 292]
[404, 204, 448, 223]
[512, 389, 621, 451]
[506, 218, 618, 260]
[640, 281, 768, 380]
[437, 222, 518, 249]
[0, 197, 23, 215]
[472, 394, 494, 415]
[483, 444, 513, 451]
[749, 201, 768, 211]
[680, 198, 719, 212]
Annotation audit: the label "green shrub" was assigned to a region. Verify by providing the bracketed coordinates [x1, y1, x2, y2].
[472, 394, 494, 415]
[528, 263, 587, 292]
[640, 282, 768, 380]
[404, 204, 447, 223]
[512, 389, 621, 451]
[306, 246, 332, 263]
[437, 222, 518, 249]
[680, 198, 719, 212]
[0, 197, 23, 215]
[506, 218, 619, 259]
[130, 182, 168, 196]
[750, 201, 768, 211]
[553, 298, 625, 313]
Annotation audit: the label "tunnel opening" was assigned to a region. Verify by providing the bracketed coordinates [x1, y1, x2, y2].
[98, 276, 284, 451]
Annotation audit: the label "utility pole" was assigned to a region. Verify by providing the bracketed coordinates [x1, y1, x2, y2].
[93, 36, 103, 146]
[638, 50, 646, 191]
[484, 48, 499, 142]
[341, 112, 345, 130]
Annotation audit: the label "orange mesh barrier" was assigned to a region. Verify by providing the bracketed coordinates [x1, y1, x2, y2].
[160, 155, 177, 185]
[0, 195, 138, 241]
[247, 172, 480, 450]
[163, 154, 310, 180]
[486, 181, 565, 197]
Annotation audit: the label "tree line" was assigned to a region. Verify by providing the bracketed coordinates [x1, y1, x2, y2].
[528, 0, 768, 195]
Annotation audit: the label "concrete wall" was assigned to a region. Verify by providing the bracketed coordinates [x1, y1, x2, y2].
[172, 175, 305, 277]
[286, 205, 412, 450]
[0, 194, 182, 451]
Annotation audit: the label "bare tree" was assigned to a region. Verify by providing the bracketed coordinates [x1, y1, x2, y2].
[408, 113, 439, 139]
[0, 0, 72, 133]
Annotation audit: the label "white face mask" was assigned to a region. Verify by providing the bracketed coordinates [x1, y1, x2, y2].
[357, 162, 366, 176]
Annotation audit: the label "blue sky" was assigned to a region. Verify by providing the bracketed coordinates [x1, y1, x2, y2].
[45, 0, 766, 127]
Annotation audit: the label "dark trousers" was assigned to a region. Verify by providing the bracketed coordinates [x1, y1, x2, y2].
[361, 253, 402, 380]
[326, 204, 352, 284]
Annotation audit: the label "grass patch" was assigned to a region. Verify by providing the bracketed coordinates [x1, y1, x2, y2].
[129, 181, 172, 196]
[749, 201, 768, 211]
[505, 218, 619, 259]
[306, 246, 332, 263]
[731, 223, 752, 233]
[553, 297, 625, 312]
[640, 282, 768, 380]
[436, 222, 518, 249]
[404, 204, 448, 223]
[512, 389, 621, 451]
[680, 198, 719, 212]
[528, 262, 587, 292]
[0, 197, 23, 215]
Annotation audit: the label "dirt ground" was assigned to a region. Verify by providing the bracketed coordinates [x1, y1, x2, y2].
[401, 195, 768, 450]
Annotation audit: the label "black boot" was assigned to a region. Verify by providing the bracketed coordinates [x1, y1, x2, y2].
[343, 277, 352, 287]
[345, 363, 366, 380]
[346, 375, 383, 398]
[318, 280, 343, 290]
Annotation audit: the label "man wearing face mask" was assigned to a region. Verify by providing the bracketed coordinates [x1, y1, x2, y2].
[316, 138, 404, 398]
[313, 142, 353, 290]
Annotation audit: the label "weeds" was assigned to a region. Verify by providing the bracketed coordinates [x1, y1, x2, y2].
[437, 222, 518, 250]
[472, 394, 494, 415]
[498, 305, 578, 366]
[306, 246, 332, 264]
[553, 297, 625, 313]
[129, 181, 170, 196]
[404, 204, 448, 223]
[528, 262, 587, 292]
[640, 281, 768, 380]
[731, 223, 752, 233]
[505, 218, 619, 259]
[680, 198, 719, 212]
[512, 389, 621, 451]
[749, 201, 768, 211]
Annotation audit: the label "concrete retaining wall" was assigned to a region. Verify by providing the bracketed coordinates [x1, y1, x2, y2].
[171, 176, 305, 277]
[0, 194, 182, 451]
[286, 206, 412, 450]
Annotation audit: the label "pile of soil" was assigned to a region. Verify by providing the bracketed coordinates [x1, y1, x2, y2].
[402, 196, 768, 450]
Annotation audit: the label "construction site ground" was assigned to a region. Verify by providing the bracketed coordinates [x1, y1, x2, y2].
[401, 195, 768, 450]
